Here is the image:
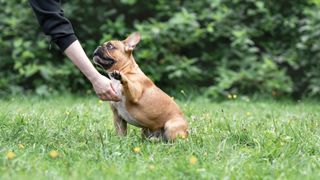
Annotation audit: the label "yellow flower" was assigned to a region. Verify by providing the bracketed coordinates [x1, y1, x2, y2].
[204, 152, 208, 156]
[18, 144, 25, 149]
[49, 150, 59, 159]
[65, 111, 70, 115]
[178, 134, 187, 139]
[246, 112, 252, 116]
[6, 151, 16, 160]
[133, 147, 141, 153]
[227, 94, 232, 99]
[232, 94, 237, 99]
[98, 100, 104, 105]
[189, 156, 198, 165]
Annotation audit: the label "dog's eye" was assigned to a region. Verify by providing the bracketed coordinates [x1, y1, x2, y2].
[106, 42, 115, 50]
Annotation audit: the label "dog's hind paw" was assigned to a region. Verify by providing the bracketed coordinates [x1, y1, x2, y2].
[110, 70, 122, 81]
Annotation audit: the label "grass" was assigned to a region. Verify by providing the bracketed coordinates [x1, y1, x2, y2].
[0, 94, 319, 179]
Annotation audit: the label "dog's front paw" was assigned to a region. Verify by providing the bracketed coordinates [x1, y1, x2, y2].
[110, 70, 122, 81]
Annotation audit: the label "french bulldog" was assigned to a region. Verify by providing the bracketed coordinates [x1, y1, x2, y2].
[93, 32, 188, 141]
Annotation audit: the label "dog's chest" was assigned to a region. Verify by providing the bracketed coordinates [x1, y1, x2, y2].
[110, 78, 142, 127]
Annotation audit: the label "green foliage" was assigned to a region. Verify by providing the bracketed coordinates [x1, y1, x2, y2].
[0, 0, 320, 98]
[0, 95, 320, 179]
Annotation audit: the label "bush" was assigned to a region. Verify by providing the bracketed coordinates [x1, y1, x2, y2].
[0, 0, 319, 98]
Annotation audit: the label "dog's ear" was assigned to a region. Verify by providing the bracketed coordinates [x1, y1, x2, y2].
[123, 32, 141, 52]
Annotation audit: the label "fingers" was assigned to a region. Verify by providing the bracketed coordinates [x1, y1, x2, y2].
[110, 83, 117, 93]
[92, 74, 121, 101]
[97, 87, 120, 101]
[107, 87, 121, 101]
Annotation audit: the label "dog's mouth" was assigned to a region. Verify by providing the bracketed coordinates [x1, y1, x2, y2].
[93, 49, 115, 69]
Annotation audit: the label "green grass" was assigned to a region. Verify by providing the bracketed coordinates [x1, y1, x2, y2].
[0, 95, 319, 179]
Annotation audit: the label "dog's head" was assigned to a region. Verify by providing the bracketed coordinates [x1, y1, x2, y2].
[93, 32, 141, 71]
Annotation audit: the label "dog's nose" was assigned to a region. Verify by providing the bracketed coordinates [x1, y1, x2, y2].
[93, 46, 101, 56]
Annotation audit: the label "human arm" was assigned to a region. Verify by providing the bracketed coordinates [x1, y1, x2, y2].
[28, 0, 120, 101]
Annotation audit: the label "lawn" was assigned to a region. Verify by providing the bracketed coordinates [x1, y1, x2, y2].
[0, 95, 319, 179]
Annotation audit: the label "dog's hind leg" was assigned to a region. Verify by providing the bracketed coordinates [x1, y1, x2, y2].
[164, 118, 188, 141]
[141, 128, 164, 141]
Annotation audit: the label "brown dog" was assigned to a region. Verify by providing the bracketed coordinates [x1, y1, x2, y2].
[93, 32, 188, 141]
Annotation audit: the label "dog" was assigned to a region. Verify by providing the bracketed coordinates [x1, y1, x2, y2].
[93, 32, 188, 141]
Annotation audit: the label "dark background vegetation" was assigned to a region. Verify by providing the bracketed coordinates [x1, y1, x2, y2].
[1, 0, 320, 99]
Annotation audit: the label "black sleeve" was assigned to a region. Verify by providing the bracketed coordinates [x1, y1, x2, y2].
[29, 0, 77, 51]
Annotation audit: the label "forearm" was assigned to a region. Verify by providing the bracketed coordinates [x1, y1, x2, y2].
[64, 40, 99, 82]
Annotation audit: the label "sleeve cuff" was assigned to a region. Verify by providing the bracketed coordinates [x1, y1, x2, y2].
[55, 34, 78, 52]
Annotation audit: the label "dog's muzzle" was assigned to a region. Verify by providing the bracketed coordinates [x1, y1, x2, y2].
[93, 46, 115, 69]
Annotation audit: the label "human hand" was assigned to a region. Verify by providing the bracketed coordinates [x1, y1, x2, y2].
[91, 74, 120, 101]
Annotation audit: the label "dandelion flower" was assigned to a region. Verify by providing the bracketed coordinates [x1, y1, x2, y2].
[49, 150, 59, 159]
[18, 144, 25, 149]
[98, 100, 104, 105]
[246, 112, 252, 116]
[189, 155, 198, 165]
[178, 134, 187, 139]
[233, 94, 237, 99]
[6, 151, 16, 160]
[65, 111, 70, 115]
[133, 147, 141, 153]
[227, 94, 232, 99]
